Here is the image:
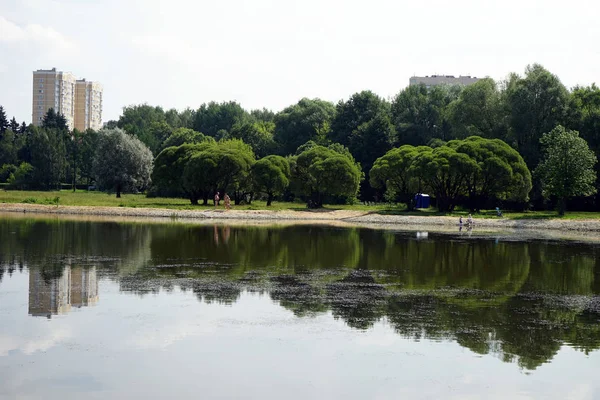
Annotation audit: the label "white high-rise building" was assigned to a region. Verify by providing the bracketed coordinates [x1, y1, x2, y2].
[409, 75, 481, 88]
[32, 68, 103, 130]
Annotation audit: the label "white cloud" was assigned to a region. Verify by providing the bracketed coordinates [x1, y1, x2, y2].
[0, 328, 72, 356]
[0, 15, 77, 52]
[130, 320, 215, 350]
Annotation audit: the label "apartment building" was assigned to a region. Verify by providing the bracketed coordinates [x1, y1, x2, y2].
[409, 75, 481, 88]
[32, 68, 103, 130]
[75, 79, 103, 131]
[32, 68, 77, 129]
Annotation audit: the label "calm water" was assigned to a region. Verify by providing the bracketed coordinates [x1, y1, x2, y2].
[1, 216, 599, 399]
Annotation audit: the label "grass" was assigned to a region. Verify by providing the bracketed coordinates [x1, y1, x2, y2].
[1, 189, 600, 220]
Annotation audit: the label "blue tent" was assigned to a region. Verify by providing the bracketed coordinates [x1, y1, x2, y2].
[414, 194, 430, 209]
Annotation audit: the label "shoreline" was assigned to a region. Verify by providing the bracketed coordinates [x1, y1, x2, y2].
[2, 202, 600, 233]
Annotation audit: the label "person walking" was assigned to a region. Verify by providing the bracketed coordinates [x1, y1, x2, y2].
[214, 192, 220, 207]
[224, 193, 231, 211]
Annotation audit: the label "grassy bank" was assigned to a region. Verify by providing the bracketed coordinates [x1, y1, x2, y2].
[1, 190, 600, 220]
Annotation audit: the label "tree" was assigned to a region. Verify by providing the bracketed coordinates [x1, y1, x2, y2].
[391, 84, 462, 146]
[446, 78, 508, 140]
[42, 108, 68, 131]
[117, 104, 167, 151]
[370, 145, 430, 207]
[411, 146, 478, 212]
[0, 129, 18, 166]
[9, 117, 19, 134]
[7, 162, 33, 190]
[181, 139, 255, 205]
[250, 108, 275, 123]
[274, 98, 336, 155]
[0, 106, 8, 135]
[506, 64, 569, 168]
[78, 129, 100, 186]
[160, 128, 212, 151]
[535, 126, 597, 215]
[104, 120, 119, 129]
[291, 145, 362, 207]
[27, 125, 66, 189]
[193, 101, 249, 137]
[447, 136, 532, 210]
[329, 91, 395, 165]
[153, 142, 215, 204]
[230, 121, 277, 158]
[252, 155, 290, 206]
[93, 128, 153, 198]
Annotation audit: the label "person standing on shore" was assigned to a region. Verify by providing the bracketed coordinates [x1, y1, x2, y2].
[224, 193, 231, 211]
[214, 192, 220, 207]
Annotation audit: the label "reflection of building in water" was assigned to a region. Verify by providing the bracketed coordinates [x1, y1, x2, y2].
[70, 267, 99, 308]
[28, 266, 98, 318]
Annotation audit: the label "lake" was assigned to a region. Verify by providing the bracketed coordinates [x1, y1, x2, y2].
[0, 215, 599, 399]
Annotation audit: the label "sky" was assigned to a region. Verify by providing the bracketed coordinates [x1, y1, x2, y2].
[0, 0, 599, 124]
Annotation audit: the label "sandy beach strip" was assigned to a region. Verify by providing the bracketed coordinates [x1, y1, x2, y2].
[2, 202, 600, 233]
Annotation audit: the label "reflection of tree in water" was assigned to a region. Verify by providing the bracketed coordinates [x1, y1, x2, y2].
[326, 270, 387, 330]
[270, 275, 328, 317]
[3, 217, 600, 370]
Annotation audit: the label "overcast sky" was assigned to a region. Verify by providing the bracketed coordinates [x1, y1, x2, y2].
[0, 0, 598, 124]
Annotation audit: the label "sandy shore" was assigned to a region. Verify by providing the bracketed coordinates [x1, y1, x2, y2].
[2, 202, 600, 233]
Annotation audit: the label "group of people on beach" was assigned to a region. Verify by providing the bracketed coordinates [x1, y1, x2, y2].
[459, 214, 473, 231]
[214, 192, 231, 210]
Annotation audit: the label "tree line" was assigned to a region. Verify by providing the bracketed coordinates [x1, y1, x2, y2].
[0, 63, 598, 212]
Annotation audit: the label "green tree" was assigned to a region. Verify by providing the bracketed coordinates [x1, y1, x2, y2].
[181, 139, 255, 205]
[0, 129, 18, 166]
[447, 136, 532, 210]
[274, 98, 336, 155]
[193, 101, 249, 137]
[506, 64, 569, 168]
[117, 104, 166, 150]
[153, 142, 215, 204]
[329, 91, 394, 164]
[446, 78, 508, 140]
[9, 117, 19, 134]
[0, 106, 8, 135]
[27, 125, 67, 189]
[7, 162, 33, 190]
[93, 128, 153, 198]
[250, 108, 275, 123]
[252, 155, 290, 206]
[411, 146, 478, 212]
[79, 129, 101, 186]
[566, 85, 600, 158]
[535, 126, 597, 215]
[391, 84, 462, 145]
[230, 121, 277, 158]
[160, 128, 212, 151]
[292, 145, 362, 208]
[370, 145, 430, 207]
[0, 164, 17, 183]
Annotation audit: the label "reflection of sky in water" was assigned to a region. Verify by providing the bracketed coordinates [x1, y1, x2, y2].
[1, 270, 600, 400]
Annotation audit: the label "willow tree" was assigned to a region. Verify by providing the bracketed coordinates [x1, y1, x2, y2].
[447, 136, 532, 210]
[94, 128, 153, 198]
[370, 145, 431, 207]
[291, 144, 362, 208]
[411, 146, 477, 212]
[252, 155, 290, 206]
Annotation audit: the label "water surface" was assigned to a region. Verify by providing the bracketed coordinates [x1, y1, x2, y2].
[0, 217, 599, 399]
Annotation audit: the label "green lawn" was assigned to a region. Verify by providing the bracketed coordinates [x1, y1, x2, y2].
[1, 190, 600, 220]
